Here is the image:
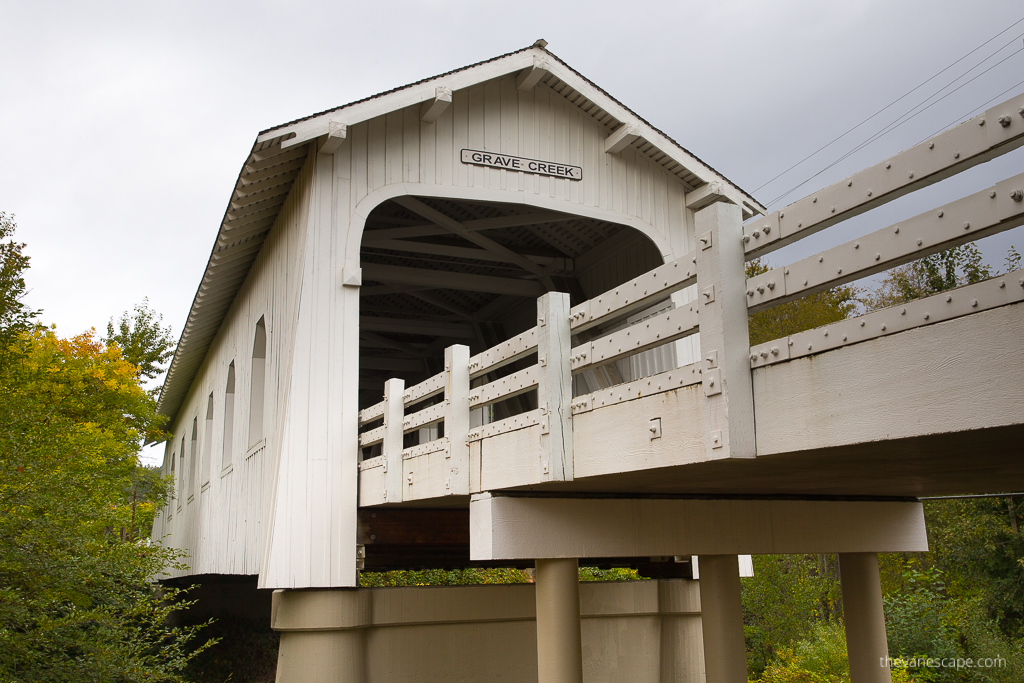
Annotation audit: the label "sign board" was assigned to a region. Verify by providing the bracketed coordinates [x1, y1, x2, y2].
[461, 149, 582, 181]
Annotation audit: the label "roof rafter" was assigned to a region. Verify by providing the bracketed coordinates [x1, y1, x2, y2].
[392, 196, 555, 290]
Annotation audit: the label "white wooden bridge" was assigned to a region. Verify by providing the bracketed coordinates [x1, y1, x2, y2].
[152, 42, 1024, 683]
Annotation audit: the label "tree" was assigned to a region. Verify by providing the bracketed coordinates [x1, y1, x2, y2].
[104, 298, 175, 389]
[0, 213, 39, 353]
[862, 243, 993, 311]
[746, 258, 861, 346]
[742, 554, 842, 675]
[0, 327, 212, 682]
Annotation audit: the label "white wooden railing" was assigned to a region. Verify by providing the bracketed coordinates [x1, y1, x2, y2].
[357, 91, 1024, 504]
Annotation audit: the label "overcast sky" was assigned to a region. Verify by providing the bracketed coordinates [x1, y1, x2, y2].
[3, 0, 1023, 359]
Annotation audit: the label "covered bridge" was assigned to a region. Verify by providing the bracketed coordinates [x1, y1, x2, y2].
[152, 40, 1024, 683]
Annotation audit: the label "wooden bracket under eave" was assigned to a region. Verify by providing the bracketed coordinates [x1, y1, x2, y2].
[605, 124, 641, 154]
[516, 55, 549, 91]
[319, 120, 347, 155]
[421, 87, 453, 123]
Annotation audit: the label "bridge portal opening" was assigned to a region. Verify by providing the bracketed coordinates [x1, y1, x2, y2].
[358, 196, 682, 458]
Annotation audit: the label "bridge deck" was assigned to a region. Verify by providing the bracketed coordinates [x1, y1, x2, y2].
[357, 93, 1024, 510]
[359, 282, 1024, 506]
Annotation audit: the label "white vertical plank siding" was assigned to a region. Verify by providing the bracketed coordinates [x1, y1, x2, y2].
[156, 73, 699, 589]
[154, 151, 313, 579]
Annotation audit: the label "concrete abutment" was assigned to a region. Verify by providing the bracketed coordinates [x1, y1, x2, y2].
[271, 579, 704, 683]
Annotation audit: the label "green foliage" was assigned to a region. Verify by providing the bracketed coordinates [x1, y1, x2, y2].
[755, 622, 920, 683]
[863, 243, 993, 310]
[358, 566, 641, 587]
[578, 567, 640, 582]
[1005, 245, 1021, 273]
[0, 327, 211, 681]
[883, 568, 960, 681]
[920, 499, 1024, 641]
[746, 259, 861, 346]
[0, 214, 39, 353]
[359, 568, 533, 587]
[756, 621, 851, 683]
[104, 298, 175, 389]
[743, 555, 842, 675]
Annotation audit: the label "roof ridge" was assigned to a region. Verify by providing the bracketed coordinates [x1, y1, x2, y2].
[258, 43, 536, 136]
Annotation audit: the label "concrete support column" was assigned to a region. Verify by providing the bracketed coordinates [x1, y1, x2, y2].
[535, 558, 583, 683]
[698, 555, 747, 683]
[276, 629, 365, 683]
[840, 553, 892, 683]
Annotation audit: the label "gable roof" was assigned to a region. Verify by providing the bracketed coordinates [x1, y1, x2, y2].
[157, 42, 764, 421]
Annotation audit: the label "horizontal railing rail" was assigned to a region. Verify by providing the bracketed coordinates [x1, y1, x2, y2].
[749, 268, 1024, 368]
[739, 92, 1024, 376]
[746, 173, 1024, 313]
[743, 92, 1024, 258]
[356, 90, 1024, 503]
[568, 252, 697, 333]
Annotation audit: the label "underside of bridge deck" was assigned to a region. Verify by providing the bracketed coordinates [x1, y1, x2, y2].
[507, 423, 1024, 498]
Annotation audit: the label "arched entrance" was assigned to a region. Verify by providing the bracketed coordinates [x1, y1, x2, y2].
[357, 195, 678, 458]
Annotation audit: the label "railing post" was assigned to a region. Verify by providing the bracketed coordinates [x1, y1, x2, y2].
[382, 377, 405, 503]
[536, 292, 573, 481]
[694, 201, 756, 459]
[444, 344, 470, 495]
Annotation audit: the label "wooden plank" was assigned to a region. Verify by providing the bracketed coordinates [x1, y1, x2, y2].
[605, 124, 640, 154]
[469, 327, 538, 378]
[359, 316, 474, 338]
[368, 115, 387, 191]
[445, 345, 471, 496]
[362, 210, 567, 241]
[746, 173, 1024, 312]
[383, 378, 405, 503]
[753, 301, 1024, 455]
[573, 383, 706, 478]
[420, 87, 452, 124]
[750, 268, 1024, 369]
[570, 362, 704, 415]
[403, 106, 419, 183]
[694, 202, 755, 460]
[404, 402, 445, 433]
[469, 365, 538, 409]
[392, 196, 552, 281]
[468, 409, 542, 442]
[360, 262, 545, 297]
[746, 92, 1024, 257]
[404, 371, 445, 405]
[536, 292, 573, 481]
[385, 110, 404, 186]
[361, 237, 569, 267]
[570, 252, 697, 333]
[571, 303, 699, 372]
[471, 496, 928, 560]
[476, 423, 543, 490]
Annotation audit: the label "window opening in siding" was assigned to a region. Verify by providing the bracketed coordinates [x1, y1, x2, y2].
[202, 392, 214, 486]
[188, 417, 197, 502]
[177, 436, 185, 510]
[223, 362, 235, 469]
[249, 318, 267, 448]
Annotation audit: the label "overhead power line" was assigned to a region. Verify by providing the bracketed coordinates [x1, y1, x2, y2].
[766, 43, 1024, 208]
[753, 16, 1024, 194]
[754, 17, 1024, 209]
